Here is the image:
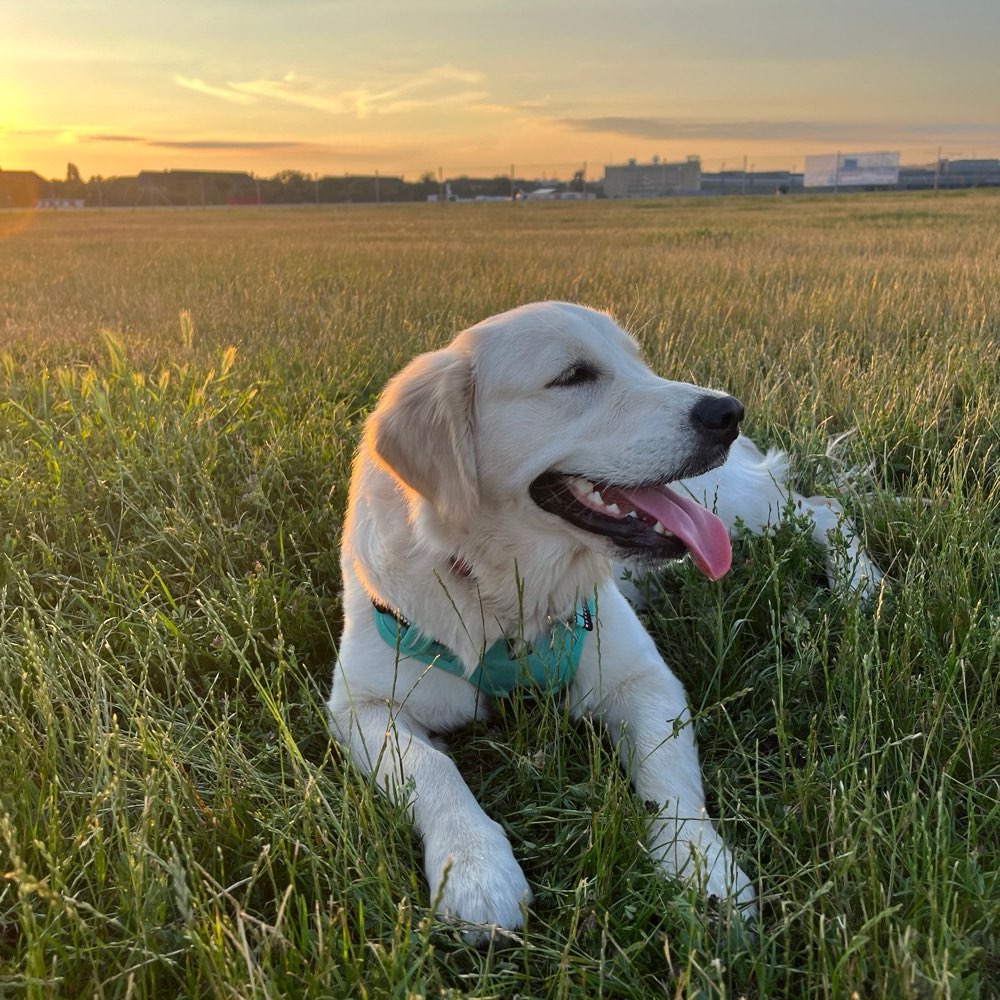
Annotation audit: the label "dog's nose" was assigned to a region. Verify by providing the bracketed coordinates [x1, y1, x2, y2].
[691, 394, 744, 445]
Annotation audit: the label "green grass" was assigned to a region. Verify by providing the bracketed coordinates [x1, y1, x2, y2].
[0, 192, 997, 998]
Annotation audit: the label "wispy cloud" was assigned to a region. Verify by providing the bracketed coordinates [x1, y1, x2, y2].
[156, 139, 309, 151]
[85, 133, 309, 152]
[355, 65, 486, 117]
[9, 126, 419, 163]
[88, 133, 144, 143]
[174, 65, 492, 119]
[174, 75, 256, 106]
[556, 116, 1000, 143]
[227, 74, 346, 114]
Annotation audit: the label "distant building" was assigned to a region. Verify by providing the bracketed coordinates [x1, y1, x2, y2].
[700, 170, 803, 196]
[803, 152, 900, 190]
[898, 158, 1000, 191]
[0, 169, 47, 208]
[37, 197, 86, 209]
[603, 157, 701, 198]
[938, 159, 1000, 188]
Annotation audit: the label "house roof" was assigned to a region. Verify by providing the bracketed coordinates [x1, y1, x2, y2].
[0, 169, 46, 183]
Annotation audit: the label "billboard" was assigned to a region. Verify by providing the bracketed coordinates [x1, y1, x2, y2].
[804, 151, 900, 188]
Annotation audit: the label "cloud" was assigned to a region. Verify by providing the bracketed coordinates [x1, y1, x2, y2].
[153, 139, 308, 151]
[228, 76, 346, 114]
[17, 126, 414, 161]
[359, 64, 485, 110]
[176, 65, 492, 119]
[84, 132, 429, 163]
[175, 75, 257, 105]
[83, 132, 309, 152]
[362, 64, 488, 118]
[556, 116, 1000, 143]
[557, 116, 856, 142]
[87, 134, 146, 143]
[372, 89, 490, 116]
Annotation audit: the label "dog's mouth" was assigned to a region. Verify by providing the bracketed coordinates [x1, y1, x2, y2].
[529, 472, 732, 579]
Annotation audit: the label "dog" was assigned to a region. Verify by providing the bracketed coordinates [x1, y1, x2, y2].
[327, 302, 881, 935]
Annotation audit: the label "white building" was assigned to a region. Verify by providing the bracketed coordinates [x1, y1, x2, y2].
[603, 157, 701, 198]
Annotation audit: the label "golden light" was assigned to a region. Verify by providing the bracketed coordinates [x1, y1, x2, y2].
[0, 210, 38, 243]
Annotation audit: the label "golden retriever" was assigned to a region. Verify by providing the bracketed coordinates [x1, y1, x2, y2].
[328, 302, 881, 936]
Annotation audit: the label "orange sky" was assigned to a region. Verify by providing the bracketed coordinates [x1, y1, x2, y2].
[3, 0, 998, 181]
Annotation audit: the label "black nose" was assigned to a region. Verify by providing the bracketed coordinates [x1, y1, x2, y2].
[691, 394, 744, 445]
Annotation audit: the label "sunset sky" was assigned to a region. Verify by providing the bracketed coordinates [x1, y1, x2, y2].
[3, 0, 998, 182]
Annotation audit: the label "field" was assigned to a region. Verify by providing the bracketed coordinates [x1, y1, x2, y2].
[0, 193, 997, 998]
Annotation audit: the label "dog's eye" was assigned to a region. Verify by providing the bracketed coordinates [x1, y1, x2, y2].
[548, 364, 599, 388]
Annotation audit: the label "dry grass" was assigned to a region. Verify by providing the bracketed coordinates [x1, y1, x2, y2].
[0, 192, 997, 998]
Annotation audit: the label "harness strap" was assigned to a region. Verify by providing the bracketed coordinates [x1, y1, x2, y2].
[372, 597, 594, 697]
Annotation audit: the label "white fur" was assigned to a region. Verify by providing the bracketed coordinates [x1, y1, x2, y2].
[328, 302, 881, 937]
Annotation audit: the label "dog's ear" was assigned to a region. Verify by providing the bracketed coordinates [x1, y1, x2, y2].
[368, 347, 478, 523]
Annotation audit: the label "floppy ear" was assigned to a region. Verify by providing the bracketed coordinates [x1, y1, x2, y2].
[368, 347, 478, 523]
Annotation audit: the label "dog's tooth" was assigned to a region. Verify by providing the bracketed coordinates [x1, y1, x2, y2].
[626, 510, 638, 519]
[588, 490, 605, 506]
[652, 521, 665, 534]
[605, 503, 620, 515]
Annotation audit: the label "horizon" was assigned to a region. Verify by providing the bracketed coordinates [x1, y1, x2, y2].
[9, 152, 997, 188]
[3, 0, 998, 182]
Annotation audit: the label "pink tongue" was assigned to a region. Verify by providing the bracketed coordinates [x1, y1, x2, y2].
[606, 484, 733, 580]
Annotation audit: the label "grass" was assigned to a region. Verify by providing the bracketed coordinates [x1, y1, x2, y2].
[0, 192, 997, 998]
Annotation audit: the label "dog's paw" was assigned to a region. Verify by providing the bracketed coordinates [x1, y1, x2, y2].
[648, 819, 756, 915]
[844, 551, 884, 602]
[425, 823, 532, 940]
[803, 494, 885, 602]
[821, 540, 885, 605]
[701, 850, 756, 914]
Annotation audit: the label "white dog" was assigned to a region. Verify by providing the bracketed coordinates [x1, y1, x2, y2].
[328, 302, 881, 935]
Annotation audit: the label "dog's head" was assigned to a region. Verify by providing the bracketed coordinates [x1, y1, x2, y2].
[368, 302, 741, 579]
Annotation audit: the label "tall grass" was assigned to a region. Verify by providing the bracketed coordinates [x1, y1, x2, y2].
[0, 193, 997, 998]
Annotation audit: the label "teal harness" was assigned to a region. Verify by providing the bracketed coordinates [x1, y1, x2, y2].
[372, 598, 593, 697]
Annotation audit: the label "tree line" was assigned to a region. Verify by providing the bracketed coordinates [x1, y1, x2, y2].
[38, 165, 593, 207]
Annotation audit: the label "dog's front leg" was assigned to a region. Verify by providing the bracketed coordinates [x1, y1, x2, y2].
[605, 674, 756, 910]
[571, 587, 755, 910]
[329, 696, 532, 934]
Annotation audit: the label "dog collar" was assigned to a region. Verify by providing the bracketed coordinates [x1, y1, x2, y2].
[372, 598, 593, 697]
